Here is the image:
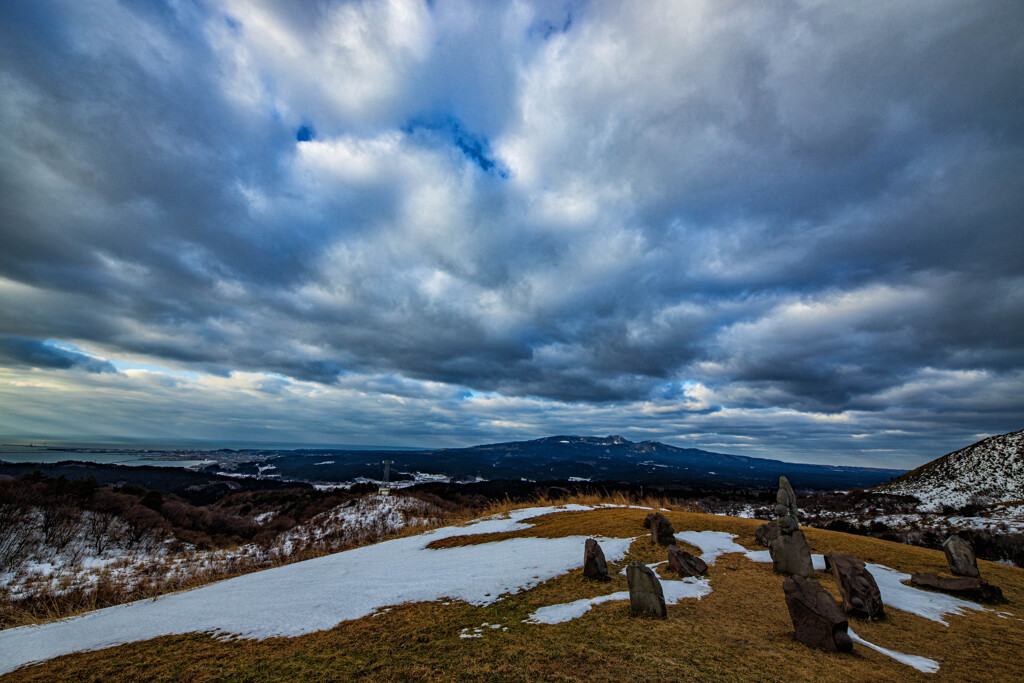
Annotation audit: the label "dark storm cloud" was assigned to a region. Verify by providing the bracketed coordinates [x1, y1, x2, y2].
[0, 337, 116, 374]
[0, 0, 1022, 462]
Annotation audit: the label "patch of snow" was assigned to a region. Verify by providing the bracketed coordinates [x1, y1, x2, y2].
[866, 564, 987, 625]
[0, 505, 633, 674]
[526, 594, 627, 624]
[568, 476, 591, 482]
[721, 504, 757, 519]
[524, 577, 712, 625]
[849, 629, 939, 674]
[253, 511, 276, 525]
[673, 531, 748, 565]
[312, 461, 334, 466]
[743, 549, 772, 564]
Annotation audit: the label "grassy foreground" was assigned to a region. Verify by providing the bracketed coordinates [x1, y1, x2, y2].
[3, 497, 1023, 682]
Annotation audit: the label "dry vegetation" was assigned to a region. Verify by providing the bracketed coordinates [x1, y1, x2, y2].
[0, 476, 458, 629]
[2, 493, 1022, 682]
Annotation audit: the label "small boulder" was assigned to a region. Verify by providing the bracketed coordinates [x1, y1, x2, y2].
[668, 545, 708, 577]
[783, 575, 853, 653]
[755, 521, 780, 547]
[910, 572, 1004, 603]
[769, 529, 815, 577]
[583, 538, 610, 582]
[942, 534, 980, 578]
[644, 513, 676, 545]
[824, 552, 884, 620]
[626, 562, 667, 618]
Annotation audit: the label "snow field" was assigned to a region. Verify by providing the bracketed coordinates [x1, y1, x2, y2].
[0, 505, 630, 674]
[0, 504, 998, 675]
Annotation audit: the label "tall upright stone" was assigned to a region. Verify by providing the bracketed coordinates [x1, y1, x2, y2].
[824, 552, 884, 620]
[768, 476, 814, 578]
[775, 475, 800, 533]
[583, 538, 610, 581]
[643, 512, 676, 546]
[783, 575, 853, 653]
[626, 562, 667, 618]
[942, 534, 980, 578]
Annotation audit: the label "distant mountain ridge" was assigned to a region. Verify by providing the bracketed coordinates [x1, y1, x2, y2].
[201, 434, 904, 490]
[874, 429, 1024, 511]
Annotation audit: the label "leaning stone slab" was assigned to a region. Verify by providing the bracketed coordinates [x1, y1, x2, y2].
[942, 534, 980, 578]
[667, 545, 708, 577]
[755, 521, 780, 547]
[769, 529, 815, 577]
[626, 561, 667, 618]
[783, 575, 853, 653]
[824, 552, 884, 620]
[643, 512, 676, 546]
[583, 538, 610, 582]
[910, 572, 1004, 603]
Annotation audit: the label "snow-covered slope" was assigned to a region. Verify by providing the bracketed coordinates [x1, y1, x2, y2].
[0, 505, 634, 674]
[875, 430, 1024, 512]
[0, 504, 968, 676]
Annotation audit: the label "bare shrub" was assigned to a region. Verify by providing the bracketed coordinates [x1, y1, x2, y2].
[85, 511, 123, 554]
[120, 505, 167, 551]
[41, 504, 82, 551]
[0, 481, 41, 573]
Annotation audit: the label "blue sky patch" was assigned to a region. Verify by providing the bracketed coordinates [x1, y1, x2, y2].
[403, 115, 509, 178]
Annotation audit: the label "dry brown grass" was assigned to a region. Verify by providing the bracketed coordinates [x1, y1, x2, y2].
[3, 497, 1022, 682]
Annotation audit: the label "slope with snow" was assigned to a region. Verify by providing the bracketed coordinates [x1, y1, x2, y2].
[0, 505, 634, 674]
[0, 494, 438, 604]
[875, 430, 1024, 512]
[1, 505, 998, 676]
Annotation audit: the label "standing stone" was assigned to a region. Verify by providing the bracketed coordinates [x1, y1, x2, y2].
[824, 552, 884, 620]
[783, 575, 853, 653]
[583, 538, 610, 582]
[942, 534, 980, 578]
[910, 572, 1004, 603]
[643, 512, 676, 545]
[668, 545, 708, 577]
[755, 521, 780, 547]
[768, 476, 814, 577]
[775, 475, 800, 533]
[626, 561, 667, 618]
[770, 531, 815, 578]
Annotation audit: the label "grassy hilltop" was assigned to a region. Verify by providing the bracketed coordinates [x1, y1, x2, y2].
[3, 496, 1022, 682]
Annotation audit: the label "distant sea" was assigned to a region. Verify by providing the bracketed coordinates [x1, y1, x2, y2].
[0, 438, 421, 469]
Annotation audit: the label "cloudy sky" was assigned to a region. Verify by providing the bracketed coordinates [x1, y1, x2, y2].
[1, 0, 1022, 467]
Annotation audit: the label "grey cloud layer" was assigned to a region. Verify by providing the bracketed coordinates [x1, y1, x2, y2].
[1, 0, 1022, 459]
